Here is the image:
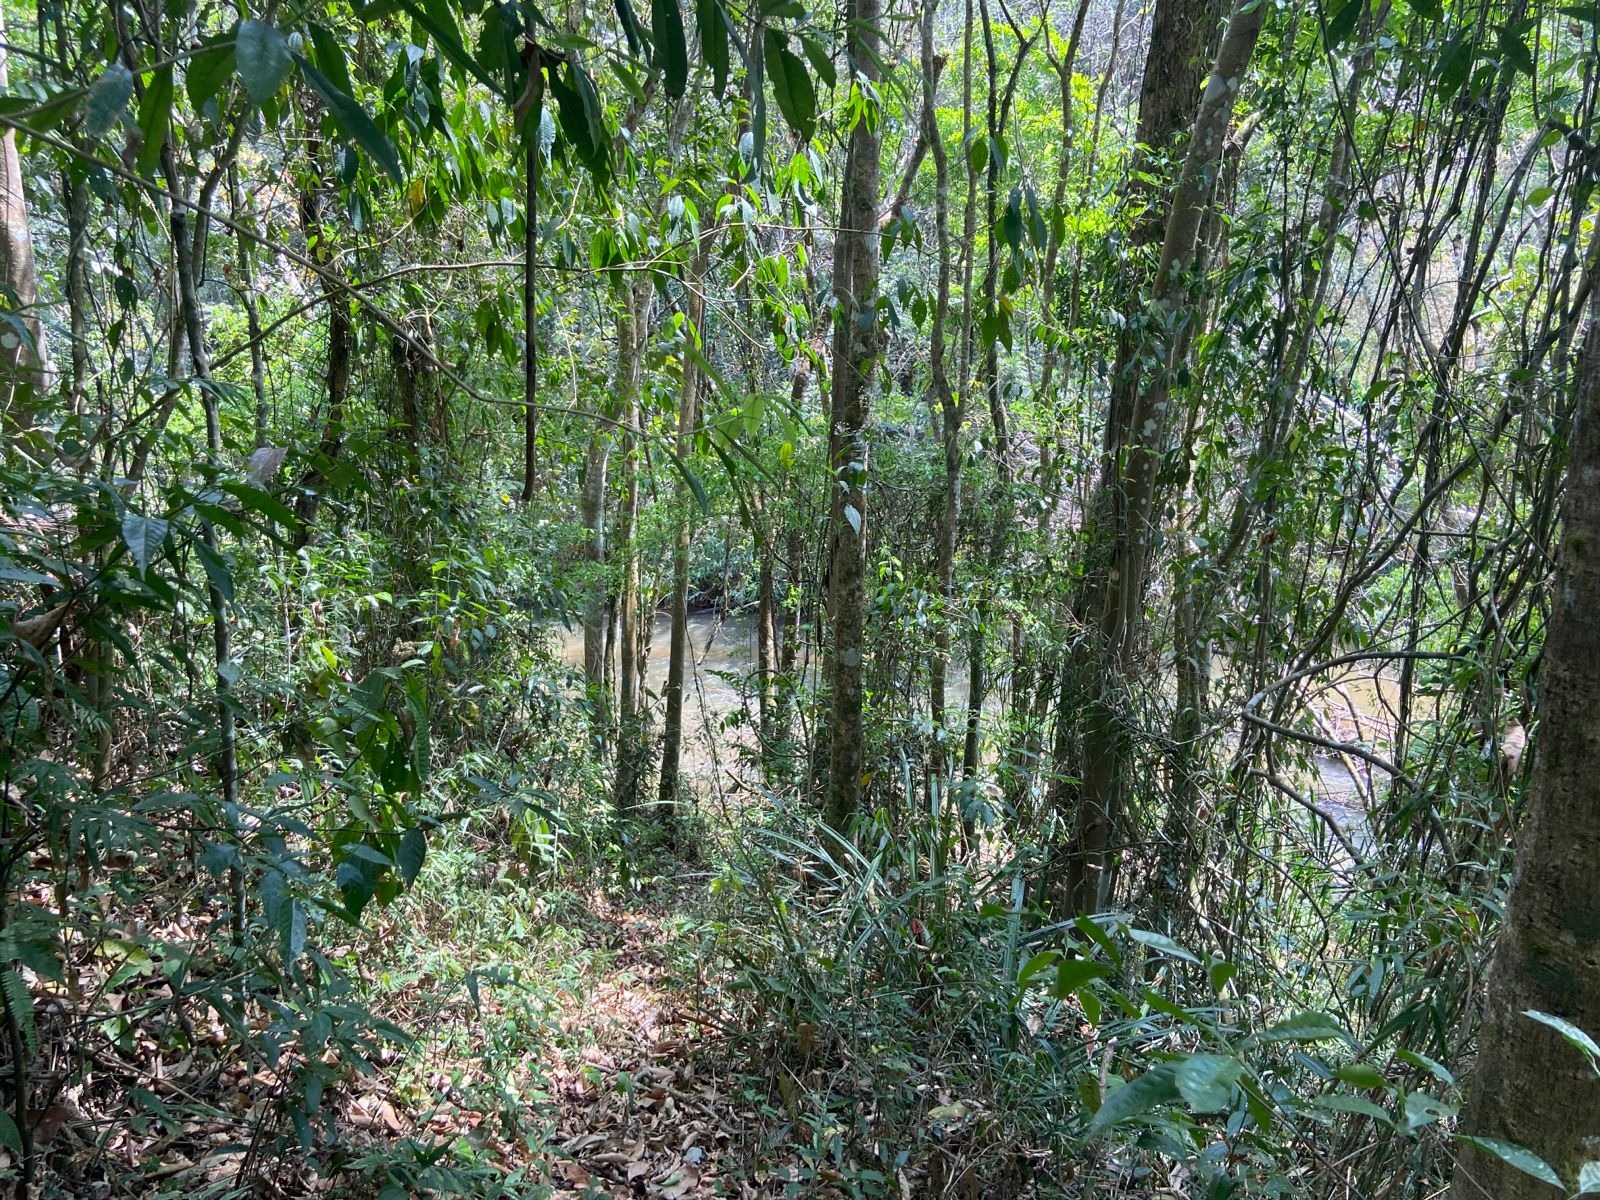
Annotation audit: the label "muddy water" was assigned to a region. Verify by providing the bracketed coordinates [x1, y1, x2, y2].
[554, 614, 1373, 834]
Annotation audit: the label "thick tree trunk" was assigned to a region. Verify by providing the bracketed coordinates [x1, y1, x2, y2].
[1452, 318, 1600, 1199]
[820, 0, 883, 833]
[1058, 0, 1265, 913]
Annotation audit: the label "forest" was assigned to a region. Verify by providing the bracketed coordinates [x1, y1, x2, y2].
[1, 0, 1599, 1193]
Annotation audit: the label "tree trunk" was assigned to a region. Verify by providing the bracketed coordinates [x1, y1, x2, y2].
[0, 9, 50, 427]
[820, 0, 883, 833]
[611, 275, 652, 815]
[520, 55, 544, 502]
[1058, 0, 1265, 913]
[1453, 317, 1600, 1198]
[659, 248, 710, 814]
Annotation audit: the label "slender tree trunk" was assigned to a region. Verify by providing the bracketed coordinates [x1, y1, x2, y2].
[611, 275, 652, 814]
[1453, 317, 1600, 1199]
[921, 0, 957, 777]
[520, 54, 544, 501]
[293, 136, 351, 547]
[659, 248, 710, 813]
[820, 0, 883, 833]
[229, 167, 268, 448]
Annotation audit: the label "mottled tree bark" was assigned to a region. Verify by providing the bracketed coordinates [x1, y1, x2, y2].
[821, 0, 883, 833]
[1453, 318, 1600, 1198]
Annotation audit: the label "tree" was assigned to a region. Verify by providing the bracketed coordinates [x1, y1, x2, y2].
[821, 0, 884, 833]
[1056, 0, 1266, 913]
[1453, 316, 1600, 1198]
[0, 7, 50, 425]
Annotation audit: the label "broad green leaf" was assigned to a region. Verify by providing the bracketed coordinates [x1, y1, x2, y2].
[1002, 187, 1023, 253]
[235, 20, 294, 105]
[296, 57, 404, 184]
[398, 827, 427, 887]
[1324, 0, 1362, 48]
[1052, 957, 1109, 998]
[1524, 1009, 1600, 1062]
[1334, 1062, 1386, 1089]
[86, 63, 133, 137]
[1174, 1054, 1243, 1113]
[0, 1112, 20, 1157]
[1016, 950, 1060, 991]
[1312, 1093, 1393, 1124]
[121, 513, 169, 572]
[1498, 23, 1536, 76]
[1455, 1136, 1563, 1189]
[765, 32, 815, 144]
[615, 0, 650, 60]
[696, 0, 729, 94]
[186, 38, 236, 111]
[1402, 1091, 1456, 1132]
[307, 23, 355, 96]
[1127, 927, 1200, 964]
[1395, 1047, 1455, 1084]
[1089, 1065, 1179, 1133]
[279, 898, 307, 962]
[652, 0, 689, 97]
[135, 65, 173, 177]
[799, 34, 835, 89]
[1262, 1011, 1348, 1043]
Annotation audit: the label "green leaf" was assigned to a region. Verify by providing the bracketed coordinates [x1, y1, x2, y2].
[194, 539, 234, 603]
[86, 63, 133, 138]
[397, 827, 427, 887]
[185, 39, 237, 111]
[1498, 23, 1536, 76]
[1016, 950, 1060, 991]
[1400, 0, 1442, 17]
[1402, 1091, 1456, 1132]
[1455, 1136, 1562, 1188]
[696, 0, 729, 95]
[1324, 0, 1362, 48]
[652, 0, 689, 97]
[799, 34, 835, 90]
[121, 513, 169, 573]
[1002, 186, 1023, 254]
[1089, 1065, 1180, 1133]
[307, 23, 355, 96]
[279, 898, 307, 962]
[398, 0, 502, 94]
[235, 19, 294, 106]
[765, 31, 815, 144]
[1174, 1054, 1243, 1113]
[1395, 1047, 1455, 1084]
[1127, 927, 1200, 964]
[1312, 1093, 1393, 1124]
[1052, 957, 1109, 998]
[296, 56, 404, 184]
[1524, 1010, 1600, 1062]
[1262, 1011, 1348, 1043]
[1334, 1063, 1386, 1089]
[0, 1112, 20, 1157]
[615, 0, 650, 60]
[1437, 35, 1474, 100]
[135, 65, 173, 176]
